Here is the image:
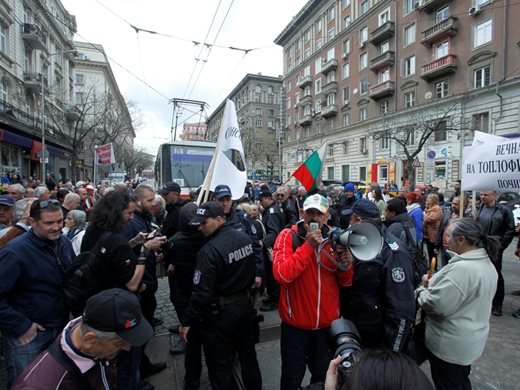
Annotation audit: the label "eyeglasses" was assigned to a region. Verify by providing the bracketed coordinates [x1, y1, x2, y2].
[35, 199, 60, 209]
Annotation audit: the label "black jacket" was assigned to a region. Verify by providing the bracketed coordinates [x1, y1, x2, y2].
[261, 202, 285, 249]
[384, 213, 417, 245]
[476, 203, 515, 251]
[162, 199, 188, 238]
[344, 230, 415, 352]
[181, 224, 256, 326]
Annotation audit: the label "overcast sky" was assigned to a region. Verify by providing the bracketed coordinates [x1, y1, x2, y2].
[60, 0, 308, 155]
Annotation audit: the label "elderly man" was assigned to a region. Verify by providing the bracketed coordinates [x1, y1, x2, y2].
[12, 288, 153, 389]
[61, 192, 81, 219]
[0, 199, 75, 388]
[476, 191, 515, 316]
[7, 183, 25, 201]
[34, 186, 50, 200]
[0, 195, 15, 229]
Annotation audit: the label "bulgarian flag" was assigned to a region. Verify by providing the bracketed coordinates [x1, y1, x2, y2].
[292, 142, 327, 191]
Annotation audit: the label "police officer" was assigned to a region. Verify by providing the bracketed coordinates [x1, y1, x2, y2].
[178, 202, 262, 390]
[213, 184, 263, 288]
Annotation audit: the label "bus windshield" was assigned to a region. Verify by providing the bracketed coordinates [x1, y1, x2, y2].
[169, 144, 213, 188]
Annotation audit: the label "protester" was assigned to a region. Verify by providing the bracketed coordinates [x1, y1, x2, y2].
[384, 197, 417, 244]
[0, 194, 15, 229]
[423, 193, 443, 263]
[0, 199, 75, 388]
[406, 192, 423, 246]
[11, 288, 153, 390]
[273, 194, 353, 389]
[160, 182, 186, 238]
[7, 183, 25, 201]
[434, 196, 465, 267]
[417, 218, 499, 390]
[62, 209, 87, 255]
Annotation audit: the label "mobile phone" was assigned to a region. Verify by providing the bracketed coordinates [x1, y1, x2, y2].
[309, 222, 319, 231]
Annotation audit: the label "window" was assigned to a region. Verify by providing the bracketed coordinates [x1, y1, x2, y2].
[472, 112, 489, 132]
[295, 92, 300, 106]
[434, 121, 447, 141]
[343, 39, 350, 55]
[267, 109, 275, 117]
[304, 86, 311, 97]
[404, 91, 415, 107]
[304, 29, 311, 42]
[406, 129, 416, 145]
[75, 92, 85, 104]
[404, 0, 414, 14]
[342, 164, 350, 182]
[342, 0, 351, 8]
[360, 52, 368, 69]
[326, 93, 335, 106]
[255, 119, 263, 127]
[380, 100, 389, 115]
[267, 86, 274, 94]
[359, 137, 367, 153]
[328, 28, 336, 41]
[404, 23, 416, 46]
[379, 165, 388, 181]
[326, 71, 335, 84]
[379, 9, 390, 26]
[25, 95, 32, 114]
[436, 6, 450, 23]
[316, 123, 321, 134]
[304, 65, 311, 77]
[360, 26, 368, 43]
[435, 80, 448, 98]
[315, 58, 322, 74]
[287, 81, 292, 92]
[344, 15, 351, 29]
[316, 39, 323, 49]
[315, 100, 322, 113]
[316, 19, 322, 32]
[403, 56, 416, 77]
[435, 41, 449, 59]
[305, 48, 311, 59]
[360, 78, 368, 94]
[434, 160, 447, 180]
[474, 19, 492, 48]
[315, 79, 322, 94]
[0, 81, 8, 101]
[342, 142, 348, 154]
[359, 107, 368, 121]
[327, 48, 335, 61]
[255, 85, 262, 94]
[0, 24, 8, 54]
[255, 108, 262, 116]
[342, 112, 350, 126]
[379, 68, 390, 83]
[343, 86, 350, 103]
[380, 134, 389, 149]
[380, 41, 390, 54]
[327, 166, 335, 179]
[327, 6, 336, 21]
[474, 65, 491, 88]
[343, 63, 350, 79]
[360, 0, 369, 15]
[328, 145, 334, 157]
[359, 166, 367, 181]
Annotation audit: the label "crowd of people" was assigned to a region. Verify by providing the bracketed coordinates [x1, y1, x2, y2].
[0, 174, 518, 390]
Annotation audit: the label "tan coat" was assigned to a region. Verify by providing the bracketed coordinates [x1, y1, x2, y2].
[423, 204, 442, 242]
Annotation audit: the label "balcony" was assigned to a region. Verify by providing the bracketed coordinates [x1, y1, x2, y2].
[369, 81, 395, 100]
[21, 23, 47, 50]
[421, 54, 457, 80]
[299, 114, 313, 126]
[297, 76, 312, 89]
[370, 51, 395, 71]
[417, 0, 453, 14]
[321, 104, 338, 118]
[23, 73, 42, 92]
[370, 21, 395, 45]
[321, 59, 338, 75]
[421, 17, 458, 46]
[299, 94, 312, 106]
[321, 81, 338, 95]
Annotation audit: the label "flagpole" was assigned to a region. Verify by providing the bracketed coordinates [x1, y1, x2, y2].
[286, 139, 328, 185]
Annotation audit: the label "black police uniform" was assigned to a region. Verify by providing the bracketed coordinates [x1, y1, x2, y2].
[342, 230, 416, 352]
[181, 224, 262, 390]
[261, 201, 285, 304]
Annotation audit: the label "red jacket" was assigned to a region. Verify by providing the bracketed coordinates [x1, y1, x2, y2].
[273, 224, 353, 330]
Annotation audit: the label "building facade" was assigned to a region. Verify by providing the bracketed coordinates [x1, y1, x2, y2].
[275, 0, 520, 189]
[207, 73, 283, 181]
[181, 122, 207, 141]
[0, 0, 76, 181]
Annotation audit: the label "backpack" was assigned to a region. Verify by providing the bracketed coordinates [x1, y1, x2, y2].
[400, 223, 429, 288]
[62, 231, 113, 316]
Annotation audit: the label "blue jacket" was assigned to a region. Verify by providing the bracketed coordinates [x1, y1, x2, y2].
[407, 205, 424, 241]
[0, 230, 74, 338]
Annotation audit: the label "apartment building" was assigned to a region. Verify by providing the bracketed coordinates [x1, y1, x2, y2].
[181, 122, 207, 141]
[207, 73, 282, 180]
[0, 0, 76, 181]
[275, 0, 520, 189]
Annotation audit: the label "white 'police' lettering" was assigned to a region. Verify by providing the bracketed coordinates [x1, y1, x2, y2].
[228, 244, 253, 264]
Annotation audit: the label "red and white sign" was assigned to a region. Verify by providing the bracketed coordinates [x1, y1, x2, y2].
[95, 143, 116, 165]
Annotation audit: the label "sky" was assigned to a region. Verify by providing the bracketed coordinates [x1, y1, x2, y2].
[60, 0, 308, 155]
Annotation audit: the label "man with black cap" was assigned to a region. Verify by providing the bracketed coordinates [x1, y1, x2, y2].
[12, 288, 153, 389]
[341, 199, 415, 352]
[338, 183, 357, 229]
[160, 181, 187, 239]
[178, 201, 262, 390]
[0, 194, 15, 229]
[214, 184, 263, 288]
[258, 190, 285, 311]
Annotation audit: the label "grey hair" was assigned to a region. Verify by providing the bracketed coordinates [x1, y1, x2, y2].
[34, 186, 49, 198]
[9, 183, 25, 194]
[14, 198, 32, 220]
[152, 194, 165, 209]
[448, 218, 500, 262]
[67, 209, 87, 231]
[79, 322, 120, 341]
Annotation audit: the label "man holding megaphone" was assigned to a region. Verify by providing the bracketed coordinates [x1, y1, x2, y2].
[272, 194, 354, 390]
[340, 199, 416, 353]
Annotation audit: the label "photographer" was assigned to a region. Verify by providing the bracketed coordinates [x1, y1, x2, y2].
[273, 194, 353, 390]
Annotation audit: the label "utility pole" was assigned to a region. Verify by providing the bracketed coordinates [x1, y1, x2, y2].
[169, 98, 208, 141]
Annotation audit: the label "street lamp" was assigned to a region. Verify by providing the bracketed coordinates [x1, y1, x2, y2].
[40, 49, 76, 180]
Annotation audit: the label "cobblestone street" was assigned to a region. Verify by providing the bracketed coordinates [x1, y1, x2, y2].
[2, 238, 520, 389]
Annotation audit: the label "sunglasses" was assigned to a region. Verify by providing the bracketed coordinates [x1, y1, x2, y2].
[35, 199, 60, 209]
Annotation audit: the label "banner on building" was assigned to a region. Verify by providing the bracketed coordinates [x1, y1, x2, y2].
[462, 139, 520, 191]
[95, 143, 116, 165]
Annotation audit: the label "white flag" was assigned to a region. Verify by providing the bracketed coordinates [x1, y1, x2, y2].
[205, 99, 247, 200]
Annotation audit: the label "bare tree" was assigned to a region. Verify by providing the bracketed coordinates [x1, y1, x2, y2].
[123, 146, 154, 177]
[369, 98, 468, 190]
